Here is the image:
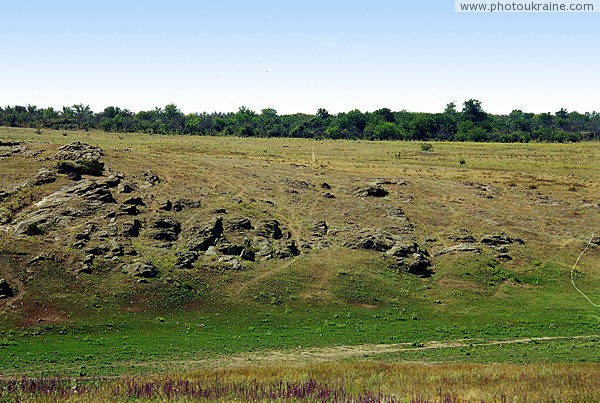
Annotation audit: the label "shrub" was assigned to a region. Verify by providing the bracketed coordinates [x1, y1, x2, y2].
[25, 223, 44, 236]
[420, 143, 433, 152]
[78, 159, 104, 176]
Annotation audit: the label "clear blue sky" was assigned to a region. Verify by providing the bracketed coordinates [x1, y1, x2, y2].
[1, 0, 598, 115]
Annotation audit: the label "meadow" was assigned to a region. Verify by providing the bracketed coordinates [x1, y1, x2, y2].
[1, 127, 599, 401]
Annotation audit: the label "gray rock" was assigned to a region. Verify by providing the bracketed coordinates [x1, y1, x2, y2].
[407, 254, 433, 277]
[283, 178, 313, 189]
[436, 243, 481, 256]
[117, 204, 139, 216]
[386, 243, 419, 258]
[172, 200, 183, 212]
[218, 243, 245, 256]
[121, 219, 141, 237]
[481, 234, 523, 246]
[86, 245, 109, 256]
[447, 229, 476, 243]
[274, 240, 300, 259]
[14, 211, 62, 235]
[125, 259, 158, 278]
[123, 196, 145, 206]
[311, 221, 329, 237]
[98, 173, 123, 188]
[0, 279, 15, 299]
[226, 217, 253, 232]
[83, 254, 95, 265]
[117, 182, 137, 194]
[353, 186, 388, 197]
[143, 172, 161, 185]
[74, 223, 95, 240]
[341, 229, 395, 252]
[239, 248, 255, 261]
[29, 168, 57, 186]
[253, 236, 273, 260]
[0, 190, 10, 202]
[218, 255, 244, 270]
[0, 209, 13, 224]
[55, 142, 103, 162]
[174, 251, 198, 269]
[152, 217, 181, 241]
[109, 239, 124, 256]
[255, 220, 283, 239]
[159, 199, 172, 211]
[188, 217, 224, 251]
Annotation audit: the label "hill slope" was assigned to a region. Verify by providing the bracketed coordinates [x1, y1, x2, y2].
[1, 128, 599, 376]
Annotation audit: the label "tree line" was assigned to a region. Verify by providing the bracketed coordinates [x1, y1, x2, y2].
[1, 99, 599, 142]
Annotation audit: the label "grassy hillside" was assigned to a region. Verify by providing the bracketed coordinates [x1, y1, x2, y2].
[1, 127, 599, 382]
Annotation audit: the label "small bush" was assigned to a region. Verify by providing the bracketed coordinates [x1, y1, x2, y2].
[420, 143, 433, 152]
[459, 158, 466, 165]
[78, 159, 104, 176]
[25, 223, 44, 236]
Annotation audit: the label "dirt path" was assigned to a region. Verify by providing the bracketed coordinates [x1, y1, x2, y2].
[127, 334, 599, 372]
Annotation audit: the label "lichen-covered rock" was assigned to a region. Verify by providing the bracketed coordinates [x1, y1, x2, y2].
[29, 168, 57, 186]
[55, 142, 103, 162]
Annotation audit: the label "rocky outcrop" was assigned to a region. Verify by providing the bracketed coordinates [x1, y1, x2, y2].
[152, 218, 181, 241]
[0, 143, 28, 158]
[217, 243, 245, 256]
[274, 240, 300, 259]
[386, 243, 433, 277]
[255, 220, 283, 239]
[55, 142, 103, 162]
[34, 179, 116, 210]
[29, 168, 57, 186]
[225, 216, 253, 232]
[188, 217, 224, 251]
[121, 219, 142, 237]
[446, 229, 476, 243]
[340, 228, 396, 252]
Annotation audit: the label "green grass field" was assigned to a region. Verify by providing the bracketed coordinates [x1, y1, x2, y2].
[1, 127, 599, 400]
